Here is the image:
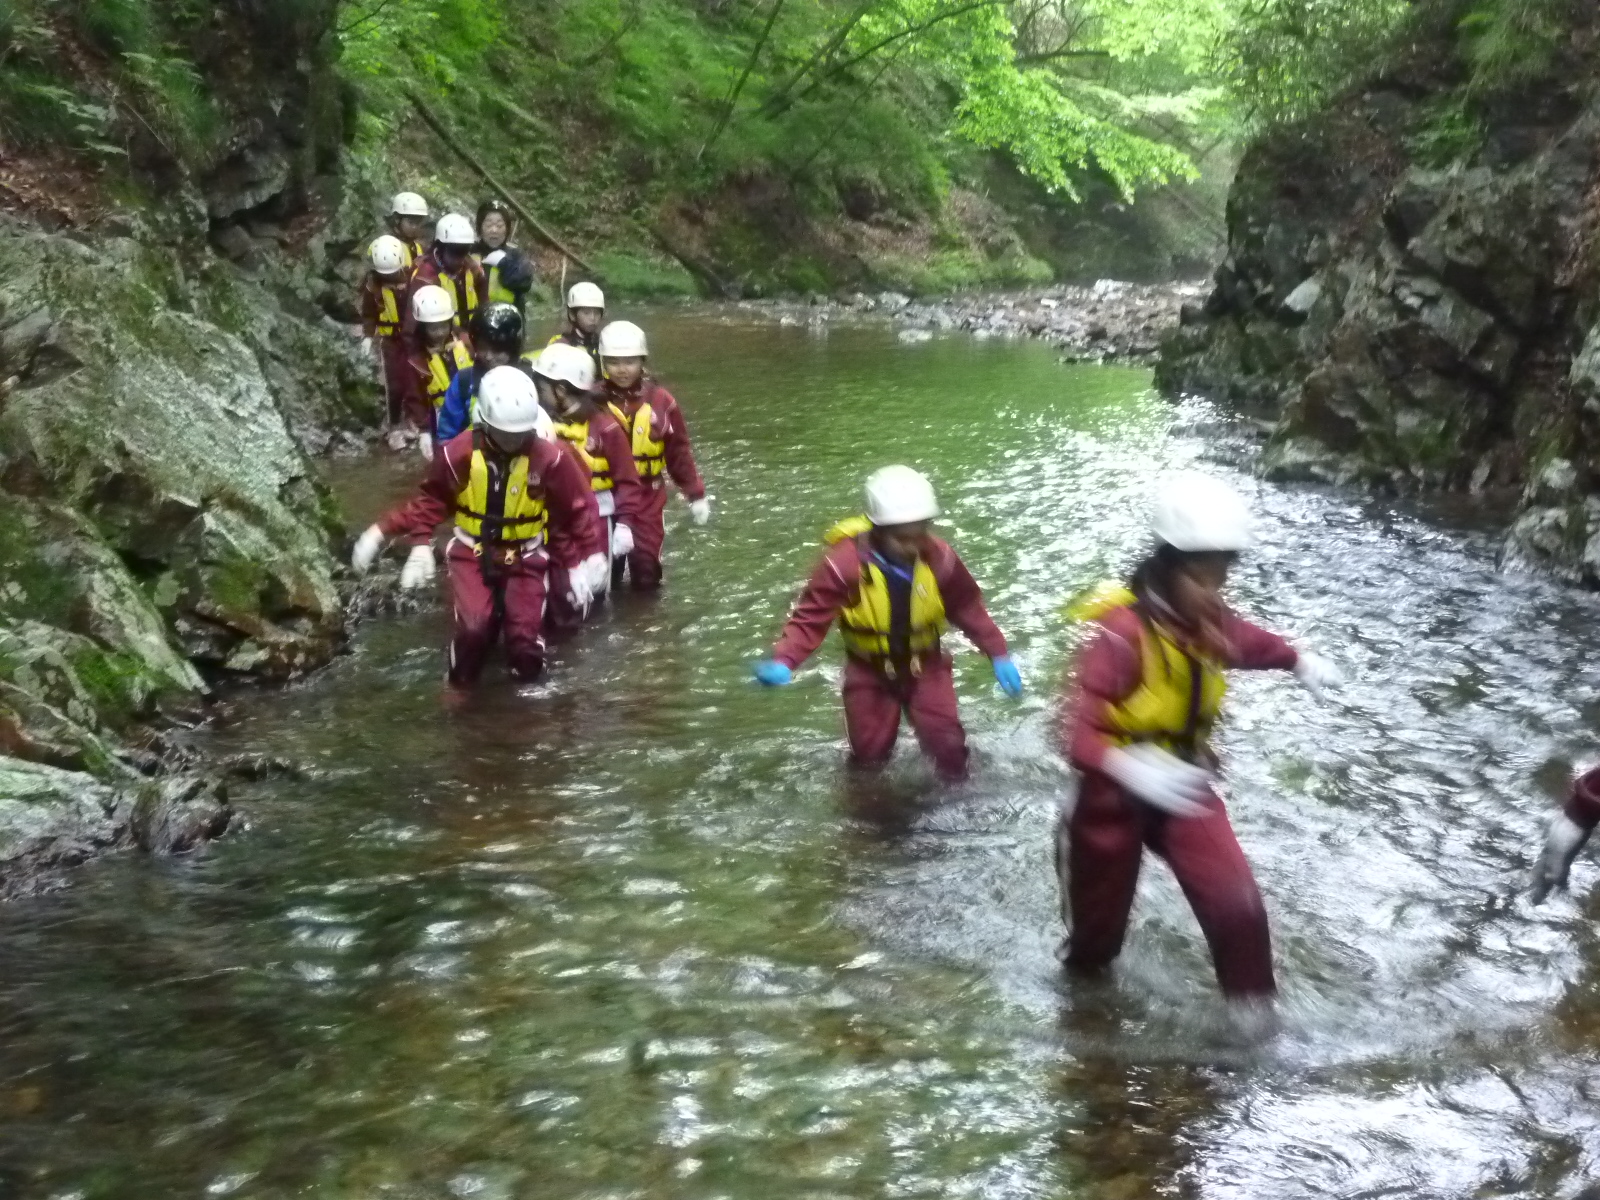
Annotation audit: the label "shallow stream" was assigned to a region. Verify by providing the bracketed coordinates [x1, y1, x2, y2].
[2, 314, 1598, 1198]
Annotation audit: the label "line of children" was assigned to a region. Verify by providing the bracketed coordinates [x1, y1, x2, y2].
[353, 192, 711, 688]
[355, 209, 1600, 1025]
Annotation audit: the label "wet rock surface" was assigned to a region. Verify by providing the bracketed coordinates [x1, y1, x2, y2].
[741, 280, 1201, 362]
[0, 174, 384, 891]
[1157, 27, 1600, 582]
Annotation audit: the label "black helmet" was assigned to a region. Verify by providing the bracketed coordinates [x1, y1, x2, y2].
[474, 302, 524, 352]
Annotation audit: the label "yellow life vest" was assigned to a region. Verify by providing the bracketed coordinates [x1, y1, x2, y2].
[454, 440, 548, 544]
[374, 281, 401, 337]
[1070, 581, 1228, 756]
[485, 262, 516, 305]
[553, 420, 611, 492]
[607, 399, 665, 479]
[827, 519, 946, 663]
[439, 269, 480, 328]
[426, 339, 474, 408]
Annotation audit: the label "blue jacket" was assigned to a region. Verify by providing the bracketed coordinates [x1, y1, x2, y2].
[436, 367, 482, 443]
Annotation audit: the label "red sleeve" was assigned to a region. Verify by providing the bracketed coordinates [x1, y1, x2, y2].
[930, 542, 1007, 659]
[1566, 766, 1600, 831]
[1059, 609, 1145, 774]
[399, 350, 432, 430]
[770, 543, 857, 669]
[1221, 611, 1299, 670]
[657, 389, 706, 500]
[541, 441, 601, 570]
[598, 415, 645, 525]
[358, 276, 379, 336]
[376, 436, 469, 544]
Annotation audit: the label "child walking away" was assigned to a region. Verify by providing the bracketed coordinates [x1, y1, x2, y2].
[753, 466, 1023, 782]
[552, 282, 605, 371]
[350, 367, 599, 696]
[360, 235, 411, 427]
[1056, 473, 1342, 1029]
[401, 285, 473, 460]
[405, 213, 488, 337]
[597, 320, 709, 589]
[475, 199, 536, 314]
[378, 191, 429, 270]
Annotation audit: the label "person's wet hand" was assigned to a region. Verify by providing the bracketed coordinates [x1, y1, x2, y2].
[398, 544, 436, 590]
[351, 525, 385, 575]
[1294, 651, 1343, 700]
[754, 660, 793, 687]
[612, 523, 635, 558]
[1103, 745, 1212, 818]
[992, 655, 1023, 698]
[1532, 814, 1591, 903]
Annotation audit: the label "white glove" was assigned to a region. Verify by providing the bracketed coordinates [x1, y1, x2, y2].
[398, 544, 436, 591]
[689, 497, 712, 526]
[351, 524, 385, 575]
[1102, 744, 1213, 818]
[566, 561, 596, 610]
[612, 522, 635, 558]
[1293, 651, 1343, 700]
[361, 336, 375, 360]
[1531, 814, 1592, 903]
[418, 432, 434, 462]
[582, 552, 609, 593]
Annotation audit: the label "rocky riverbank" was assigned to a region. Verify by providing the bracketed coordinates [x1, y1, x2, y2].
[1157, 7, 1600, 582]
[743, 280, 1202, 362]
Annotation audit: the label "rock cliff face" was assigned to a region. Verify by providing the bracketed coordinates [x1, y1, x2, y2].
[1158, 13, 1600, 581]
[0, 1, 386, 894]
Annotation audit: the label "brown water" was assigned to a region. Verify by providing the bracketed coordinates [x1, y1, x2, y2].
[2, 312, 1599, 1198]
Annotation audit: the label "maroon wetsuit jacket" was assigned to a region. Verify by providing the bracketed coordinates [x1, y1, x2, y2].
[1061, 605, 1299, 773]
[376, 431, 598, 572]
[558, 406, 645, 532]
[770, 536, 1008, 670]
[602, 380, 706, 502]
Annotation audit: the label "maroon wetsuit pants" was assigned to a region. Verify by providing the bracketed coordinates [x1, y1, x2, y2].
[1056, 775, 1274, 998]
[445, 540, 548, 685]
[614, 485, 668, 590]
[842, 654, 969, 781]
[379, 336, 409, 427]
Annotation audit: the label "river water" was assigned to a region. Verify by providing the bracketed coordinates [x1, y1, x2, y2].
[2, 313, 1599, 1198]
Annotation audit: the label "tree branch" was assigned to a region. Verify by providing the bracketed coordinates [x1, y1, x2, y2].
[1014, 46, 1110, 64]
[697, 0, 788, 163]
[777, 0, 1006, 113]
[759, 0, 880, 116]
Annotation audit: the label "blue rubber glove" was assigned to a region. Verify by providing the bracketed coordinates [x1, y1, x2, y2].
[992, 655, 1023, 698]
[754, 660, 794, 687]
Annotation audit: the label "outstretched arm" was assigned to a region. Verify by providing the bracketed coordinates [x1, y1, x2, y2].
[770, 551, 854, 671]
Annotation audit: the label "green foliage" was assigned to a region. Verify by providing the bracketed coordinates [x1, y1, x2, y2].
[1457, 0, 1574, 91]
[1407, 93, 1486, 167]
[1218, 0, 1411, 124]
[0, 0, 220, 161]
[589, 252, 700, 298]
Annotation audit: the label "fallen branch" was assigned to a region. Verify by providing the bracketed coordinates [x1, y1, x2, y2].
[404, 87, 596, 276]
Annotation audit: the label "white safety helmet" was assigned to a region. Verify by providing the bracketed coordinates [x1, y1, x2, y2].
[368, 234, 407, 274]
[864, 465, 939, 527]
[478, 366, 554, 436]
[410, 284, 455, 325]
[531, 342, 596, 393]
[598, 320, 648, 359]
[566, 281, 605, 310]
[1150, 472, 1253, 552]
[391, 191, 429, 218]
[435, 213, 476, 246]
